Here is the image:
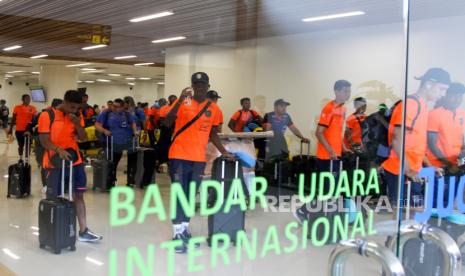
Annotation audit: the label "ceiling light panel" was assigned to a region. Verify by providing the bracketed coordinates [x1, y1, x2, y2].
[130, 11, 174, 23]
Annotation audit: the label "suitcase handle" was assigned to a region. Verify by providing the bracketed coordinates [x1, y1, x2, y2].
[132, 136, 140, 152]
[60, 159, 74, 201]
[329, 159, 343, 174]
[106, 136, 114, 161]
[220, 159, 241, 204]
[23, 135, 31, 164]
[300, 140, 310, 156]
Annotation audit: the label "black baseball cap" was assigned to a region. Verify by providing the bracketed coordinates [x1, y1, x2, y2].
[191, 72, 209, 84]
[274, 99, 290, 106]
[415, 68, 451, 85]
[207, 90, 221, 99]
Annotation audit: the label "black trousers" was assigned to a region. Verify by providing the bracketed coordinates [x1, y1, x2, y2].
[110, 151, 138, 185]
[299, 159, 342, 215]
[15, 131, 29, 156]
[147, 130, 156, 148]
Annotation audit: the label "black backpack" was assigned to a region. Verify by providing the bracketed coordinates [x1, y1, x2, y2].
[360, 97, 420, 151]
[32, 109, 55, 165]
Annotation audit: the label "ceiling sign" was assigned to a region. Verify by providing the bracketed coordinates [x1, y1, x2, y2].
[77, 25, 112, 45]
[0, 14, 112, 46]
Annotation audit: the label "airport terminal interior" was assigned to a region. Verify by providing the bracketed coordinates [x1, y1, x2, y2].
[1, 0, 465, 275]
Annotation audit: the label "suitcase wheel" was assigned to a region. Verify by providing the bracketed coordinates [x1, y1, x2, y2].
[6, 194, 10, 198]
[39, 244, 45, 249]
[70, 245, 76, 251]
[54, 249, 61, 254]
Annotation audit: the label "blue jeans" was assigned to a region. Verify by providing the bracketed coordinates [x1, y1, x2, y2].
[169, 159, 206, 224]
[384, 170, 423, 206]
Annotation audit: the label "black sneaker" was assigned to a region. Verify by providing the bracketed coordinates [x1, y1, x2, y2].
[293, 208, 308, 225]
[182, 229, 200, 248]
[86, 228, 103, 240]
[79, 228, 101, 243]
[173, 233, 188, 254]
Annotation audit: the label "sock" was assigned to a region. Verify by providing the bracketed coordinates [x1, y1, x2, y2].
[173, 224, 183, 236]
[182, 222, 189, 232]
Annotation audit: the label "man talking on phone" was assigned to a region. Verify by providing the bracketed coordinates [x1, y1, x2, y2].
[39, 90, 102, 242]
[164, 72, 233, 253]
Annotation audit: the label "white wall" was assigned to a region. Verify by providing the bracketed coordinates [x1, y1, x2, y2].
[0, 77, 47, 110]
[255, 22, 406, 153]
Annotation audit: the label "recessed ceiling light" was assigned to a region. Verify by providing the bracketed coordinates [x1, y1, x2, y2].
[84, 80, 95, 83]
[125, 77, 136, 80]
[152, 36, 186, 44]
[302, 11, 365, 22]
[134, 63, 154, 66]
[139, 77, 151, 80]
[31, 72, 40, 75]
[129, 11, 174, 23]
[81, 68, 97, 71]
[3, 45, 22, 51]
[114, 55, 137, 60]
[157, 82, 165, 85]
[82, 44, 107, 51]
[97, 79, 111, 83]
[30, 54, 48, 59]
[108, 73, 121, 77]
[66, 63, 91, 67]
[6, 71, 23, 74]
[127, 83, 136, 86]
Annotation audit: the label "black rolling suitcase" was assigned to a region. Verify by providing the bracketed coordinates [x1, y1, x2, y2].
[307, 160, 344, 244]
[92, 136, 113, 191]
[291, 141, 317, 185]
[132, 137, 145, 187]
[7, 136, 31, 198]
[38, 160, 77, 254]
[208, 158, 246, 246]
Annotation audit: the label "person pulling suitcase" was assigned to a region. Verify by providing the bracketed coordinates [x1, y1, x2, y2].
[38, 90, 102, 243]
[7, 135, 31, 198]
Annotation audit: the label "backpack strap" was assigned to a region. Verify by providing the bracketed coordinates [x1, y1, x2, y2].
[45, 108, 55, 130]
[406, 95, 421, 130]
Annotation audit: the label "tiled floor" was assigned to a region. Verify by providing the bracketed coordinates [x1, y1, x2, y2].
[0, 141, 449, 276]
